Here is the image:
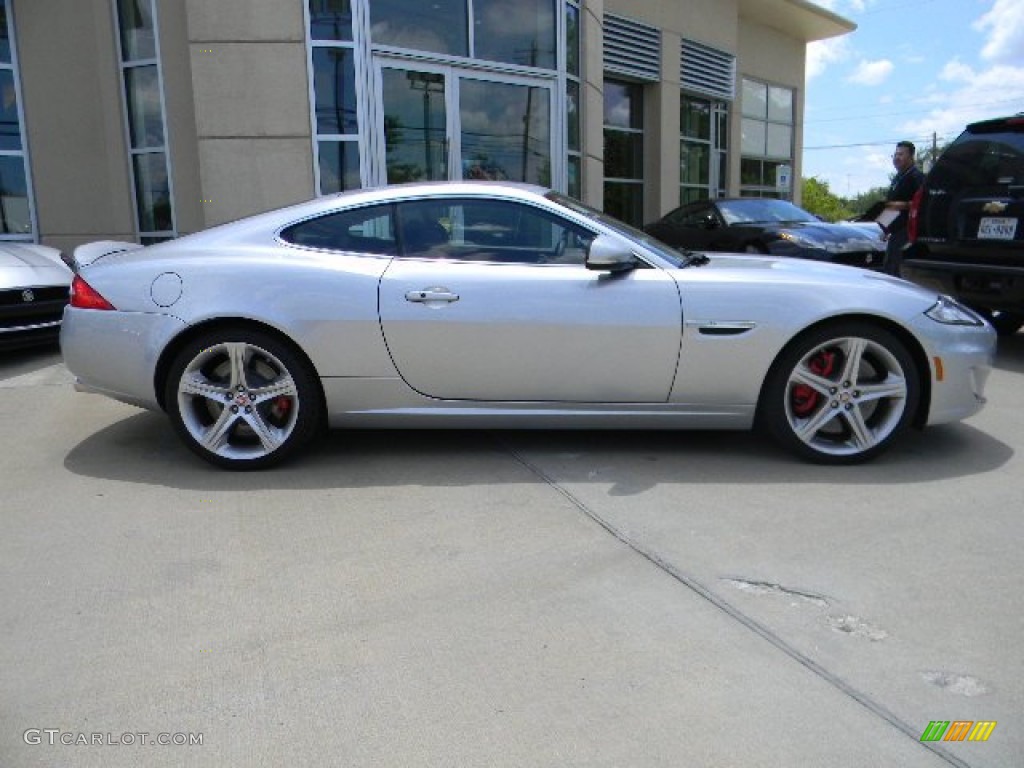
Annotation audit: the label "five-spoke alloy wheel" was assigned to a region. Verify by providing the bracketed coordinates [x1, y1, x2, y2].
[166, 329, 322, 469]
[761, 323, 920, 464]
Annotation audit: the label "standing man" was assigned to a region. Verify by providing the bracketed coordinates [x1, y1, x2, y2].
[882, 140, 925, 276]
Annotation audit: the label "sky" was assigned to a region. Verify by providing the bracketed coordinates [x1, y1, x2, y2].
[803, 0, 1024, 197]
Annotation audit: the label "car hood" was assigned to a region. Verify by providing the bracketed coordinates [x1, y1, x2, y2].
[755, 221, 885, 252]
[669, 253, 955, 331]
[691, 251, 934, 295]
[0, 242, 72, 289]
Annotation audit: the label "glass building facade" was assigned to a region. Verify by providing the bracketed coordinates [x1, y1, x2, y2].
[3, 0, 851, 248]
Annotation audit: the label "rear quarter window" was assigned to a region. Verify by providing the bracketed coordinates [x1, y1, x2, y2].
[281, 204, 397, 255]
[930, 130, 1024, 190]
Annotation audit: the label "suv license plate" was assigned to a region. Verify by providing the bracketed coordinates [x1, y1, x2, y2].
[978, 216, 1017, 240]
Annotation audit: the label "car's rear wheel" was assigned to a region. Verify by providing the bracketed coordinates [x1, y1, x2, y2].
[975, 308, 1024, 337]
[165, 329, 322, 469]
[760, 323, 919, 464]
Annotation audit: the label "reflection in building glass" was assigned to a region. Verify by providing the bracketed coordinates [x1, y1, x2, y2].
[407, 71, 445, 180]
[308, 0, 353, 42]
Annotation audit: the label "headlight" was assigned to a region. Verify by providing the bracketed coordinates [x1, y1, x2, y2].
[778, 231, 823, 249]
[925, 295, 984, 326]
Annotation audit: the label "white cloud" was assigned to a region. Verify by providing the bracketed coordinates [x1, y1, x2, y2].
[939, 58, 974, 83]
[806, 37, 851, 80]
[812, 0, 874, 13]
[901, 61, 1024, 141]
[846, 59, 894, 86]
[974, 0, 1024, 65]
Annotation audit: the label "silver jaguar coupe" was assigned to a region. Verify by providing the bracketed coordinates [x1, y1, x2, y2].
[60, 182, 995, 469]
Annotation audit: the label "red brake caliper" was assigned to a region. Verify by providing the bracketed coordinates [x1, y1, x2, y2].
[791, 349, 837, 417]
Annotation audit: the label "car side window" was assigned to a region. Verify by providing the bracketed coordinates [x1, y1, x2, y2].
[679, 205, 714, 227]
[396, 198, 594, 264]
[281, 204, 397, 255]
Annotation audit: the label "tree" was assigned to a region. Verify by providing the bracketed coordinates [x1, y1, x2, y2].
[846, 186, 889, 219]
[915, 136, 950, 174]
[800, 176, 854, 222]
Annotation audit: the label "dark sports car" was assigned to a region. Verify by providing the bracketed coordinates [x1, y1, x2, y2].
[645, 198, 885, 270]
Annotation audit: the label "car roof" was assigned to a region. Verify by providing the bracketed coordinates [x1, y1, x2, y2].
[966, 113, 1024, 133]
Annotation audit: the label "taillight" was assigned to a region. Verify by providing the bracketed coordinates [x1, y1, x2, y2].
[907, 187, 924, 242]
[70, 275, 116, 310]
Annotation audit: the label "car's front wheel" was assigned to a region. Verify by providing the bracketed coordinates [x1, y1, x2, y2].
[760, 323, 920, 464]
[165, 328, 322, 469]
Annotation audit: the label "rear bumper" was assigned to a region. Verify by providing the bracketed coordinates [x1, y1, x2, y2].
[60, 307, 187, 411]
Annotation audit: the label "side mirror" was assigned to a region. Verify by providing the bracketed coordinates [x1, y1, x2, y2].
[701, 214, 719, 230]
[585, 234, 638, 272]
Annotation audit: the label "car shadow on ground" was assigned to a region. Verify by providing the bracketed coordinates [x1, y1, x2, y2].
[62, 409, 1011, 494]
[0, 342, 61, 380]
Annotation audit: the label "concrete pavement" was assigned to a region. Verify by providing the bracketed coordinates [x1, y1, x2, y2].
[1, 339, 1021, 767]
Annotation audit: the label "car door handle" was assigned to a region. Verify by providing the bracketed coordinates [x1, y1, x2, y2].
[405, 288, 460, 303]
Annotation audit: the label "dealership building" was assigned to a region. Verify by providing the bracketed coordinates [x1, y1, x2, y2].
[1, 0, 853, 251]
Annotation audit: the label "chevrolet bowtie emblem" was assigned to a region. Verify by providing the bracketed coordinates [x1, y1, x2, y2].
[982, 201, 1008, 214]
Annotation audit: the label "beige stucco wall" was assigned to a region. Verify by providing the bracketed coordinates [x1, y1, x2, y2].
[580, 0, 605, 209]
[158, 0, 202, 236]
[14, 0, 134, 252]
[184, 0, 314, 227]
[598, 0, 745, 219]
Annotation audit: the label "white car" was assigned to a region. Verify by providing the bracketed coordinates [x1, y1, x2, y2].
[1, 243, 72, 350]
[61, 182, 996, 469]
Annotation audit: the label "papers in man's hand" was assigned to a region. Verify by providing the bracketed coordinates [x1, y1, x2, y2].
[875, 207, 899, 228]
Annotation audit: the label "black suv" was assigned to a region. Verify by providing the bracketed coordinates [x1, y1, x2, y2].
[903, 114, 1024, 335]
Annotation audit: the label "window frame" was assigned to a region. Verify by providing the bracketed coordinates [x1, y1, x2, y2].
[679, 92, 728, 205]
[739, 77, 794, 199]
[603, 77, 645, 228]
[304, 0, 370, 195]
[111, 0, 177, 243]
[0, 0, 36, 241]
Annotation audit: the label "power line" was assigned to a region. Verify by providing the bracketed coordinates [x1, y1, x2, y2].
[804, 134, 952, 150]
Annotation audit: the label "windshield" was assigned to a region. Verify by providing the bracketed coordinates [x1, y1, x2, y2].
[545, 192, 687, 266]
[717, 199, 817, 225]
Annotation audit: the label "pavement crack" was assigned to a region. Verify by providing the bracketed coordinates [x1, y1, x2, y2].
[500, 442, 975, 768]
[722, 577, 831, 607]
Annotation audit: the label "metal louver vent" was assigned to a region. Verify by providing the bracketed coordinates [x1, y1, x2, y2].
[681, 39, 735, 101]
[604, 14, 660, 82]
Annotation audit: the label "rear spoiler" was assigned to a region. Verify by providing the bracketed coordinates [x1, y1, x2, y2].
[64, 240, 144, 272]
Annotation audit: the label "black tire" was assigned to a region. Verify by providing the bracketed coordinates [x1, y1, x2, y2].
[164, 328, 322, 469]
[975, 308, 1024, 337]
[759, 323, 920, 464]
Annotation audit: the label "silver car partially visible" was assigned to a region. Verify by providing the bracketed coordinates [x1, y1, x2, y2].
[60, 182, 995, 469]
[1, 242, 72, 350]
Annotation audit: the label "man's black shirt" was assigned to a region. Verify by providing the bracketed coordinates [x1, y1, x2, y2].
[886, 165, 925, 235]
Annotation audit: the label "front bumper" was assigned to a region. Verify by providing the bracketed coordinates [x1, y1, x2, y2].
[908, 312, 995, 425]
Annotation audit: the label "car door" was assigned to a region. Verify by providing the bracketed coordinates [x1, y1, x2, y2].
[378, 197, 682, 402]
